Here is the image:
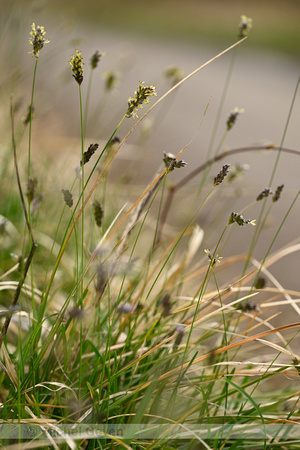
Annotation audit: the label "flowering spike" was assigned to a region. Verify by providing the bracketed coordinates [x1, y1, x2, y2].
[26, 178, 38, 205]
[163, 152, 187, 173]
[102, 71, 121, 91]
[23, 105, 35, 125]
[29, 23, 50, 58]
[125, 81, 156, 119]
[238, 15, 253, 39]
[239, 301, 260, 313]
[226, 107, 244, 131]
[93, 200, 103, 228]
[62, 189, 73, 208]
[228, 212, 256, 227]
[204, 249, 223, 267]
[273, 184, 284, 202]
[214, 164, 230, 186]
[69, 50, 84, 85]
[256, 188, 274, 202]
[90, 50, 104, 70]
[80, 143, 99, 166]
[164, 66, 184, 86]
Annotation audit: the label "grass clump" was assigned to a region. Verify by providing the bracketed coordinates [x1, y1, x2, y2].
[0, 15, 300, 450]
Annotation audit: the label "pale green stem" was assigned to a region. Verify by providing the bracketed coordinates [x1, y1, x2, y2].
[28, 58, 38, 180]
[42, 116, 125, 312]
[184, 221, 229, 361]
[28, 58, 39, 319]
[83, 69, 93, 136]
[242, 75, 300, 279]
[78, 85, 85, 302]
[78, 85, 84, 398]
[196, 45, 238, 199]
[269, 75, 300, 187]
[207, 45, 238, 160]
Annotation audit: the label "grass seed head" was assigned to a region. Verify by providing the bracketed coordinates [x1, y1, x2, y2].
[125, 81, 156, 119]
[228, 212, 256, 226]
[164, 65, 184, 86]
[213, 164, 230, 186]
[273, 184, 284, 202]
[204, 249, 223, 267]
[29, 23, 50, 58]
[226, 107, 244, 131]
[102, 70, 121, 91]
[93, 200, 103, 228]
[80, 143, 99, 166]
[90, 50, 104, 69]
[26, 178, 38, 205]
[256, 187, 275, 201]
[62, 189, 73, 208]
[254, 276, 266, 290]
[163, 152, 187, 172]
[22, 105, 34, 125]
[238, 15, 253, 39]
[69, 50, 84, 85]
[239, 301, 260, 313]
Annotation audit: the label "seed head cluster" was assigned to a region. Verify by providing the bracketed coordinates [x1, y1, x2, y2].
[93, 200, 103, 228]
[62, 189, 73, 208]
[26, 178, 38, 205]
[163, 152, 187, 172]
[256, 188, 274, 201]
[204, 249, 223, 267]
[69, 50, 84, 85]
[226, 107, 244, 131]
[273, 184, 284, 202]
[126, 81, 156, 119]
[214, 164, 230, 186]
[90, 50, 103, 70]
[238, 15, 253, 39]
[228, 212, 256, 227]
[29, 23, 50, 58]
[80, 143, 99, 166]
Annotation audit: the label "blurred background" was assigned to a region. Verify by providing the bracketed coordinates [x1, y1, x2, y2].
[1, 0, 299, 292]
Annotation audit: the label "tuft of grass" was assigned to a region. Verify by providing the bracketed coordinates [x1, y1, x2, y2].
[0, 12, 300, 450]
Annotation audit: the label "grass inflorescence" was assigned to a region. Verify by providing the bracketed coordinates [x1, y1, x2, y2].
[0, 14, 300, 450]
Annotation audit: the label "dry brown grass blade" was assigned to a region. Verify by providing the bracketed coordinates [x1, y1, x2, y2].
[157, 321, 300, 382]
[1, 344, 18, 389]
[127, 322, 300, 397]
[173, 269, 256, 315]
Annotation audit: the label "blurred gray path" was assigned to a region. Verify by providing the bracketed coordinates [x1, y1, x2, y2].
[38, 22, 300, 292]
[49, 26, 300, 189]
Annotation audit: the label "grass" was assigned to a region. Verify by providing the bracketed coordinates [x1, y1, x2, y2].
[0, 10, 300, 450]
